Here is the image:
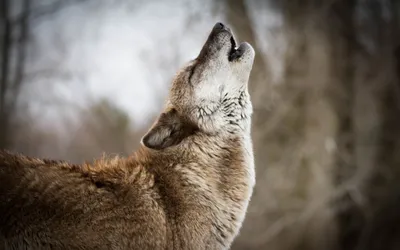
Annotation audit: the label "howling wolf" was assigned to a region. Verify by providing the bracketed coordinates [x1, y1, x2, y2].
[0, 22, 255, 250]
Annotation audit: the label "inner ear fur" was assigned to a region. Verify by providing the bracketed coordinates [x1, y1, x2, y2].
[141, 109, 196, 150]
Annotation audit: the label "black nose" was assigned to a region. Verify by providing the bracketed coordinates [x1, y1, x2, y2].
[214, 22, 225, 30]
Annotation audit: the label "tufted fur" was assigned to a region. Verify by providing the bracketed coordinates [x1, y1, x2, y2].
[0, 22, 255, 250]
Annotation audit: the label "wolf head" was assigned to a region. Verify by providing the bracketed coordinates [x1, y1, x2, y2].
[142, 22, 255, 150]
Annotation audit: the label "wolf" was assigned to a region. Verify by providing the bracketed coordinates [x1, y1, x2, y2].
[0, 22, 255, 250]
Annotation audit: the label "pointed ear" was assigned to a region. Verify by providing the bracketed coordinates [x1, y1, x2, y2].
[141, 109, 196, 150]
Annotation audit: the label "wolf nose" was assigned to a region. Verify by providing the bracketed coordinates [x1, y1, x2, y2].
[214, 22, 225, 30]
[213, 22, 231, 34]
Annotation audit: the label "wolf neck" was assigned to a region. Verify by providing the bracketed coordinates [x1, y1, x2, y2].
[137, 128, 254, 247]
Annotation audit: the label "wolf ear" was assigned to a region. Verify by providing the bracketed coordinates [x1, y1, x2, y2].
[141, 109, 195, 150]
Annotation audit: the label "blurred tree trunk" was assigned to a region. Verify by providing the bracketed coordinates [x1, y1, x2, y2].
[0, 0, 30, 149]
[0, 0, 87, 149]
[324, 2, 360, 249]
[0, 0, 12, 148]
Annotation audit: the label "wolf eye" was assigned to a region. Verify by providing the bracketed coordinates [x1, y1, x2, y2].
[188, 65, 196, 84]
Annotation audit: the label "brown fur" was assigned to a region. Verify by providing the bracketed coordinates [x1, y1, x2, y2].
[0, 23, 255, 250]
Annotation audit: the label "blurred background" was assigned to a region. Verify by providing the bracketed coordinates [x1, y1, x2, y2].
[1, 0, 400, 249]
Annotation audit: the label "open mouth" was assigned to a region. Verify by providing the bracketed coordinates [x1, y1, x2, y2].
[209, 22, 246, 62]
[228, 33, 244, 61]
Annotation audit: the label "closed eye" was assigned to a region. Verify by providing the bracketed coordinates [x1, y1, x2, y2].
[187, 63, 196, 85]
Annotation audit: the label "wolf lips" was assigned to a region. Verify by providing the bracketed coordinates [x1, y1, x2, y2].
[229, 44, 246, 61]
